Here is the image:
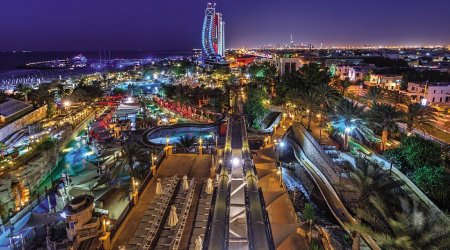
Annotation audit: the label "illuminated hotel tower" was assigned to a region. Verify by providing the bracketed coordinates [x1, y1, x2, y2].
[202, 3, 225, 63]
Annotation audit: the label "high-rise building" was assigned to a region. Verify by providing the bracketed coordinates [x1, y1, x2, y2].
[202, 3, 226, 64]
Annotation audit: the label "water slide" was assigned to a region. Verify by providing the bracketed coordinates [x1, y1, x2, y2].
[285, 136, 380, 250]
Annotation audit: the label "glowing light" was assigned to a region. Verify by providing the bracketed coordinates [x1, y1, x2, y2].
[279, 141, 285, 148]
[62, 147, 73, 153]
[232, 158, 240, 166]
[345, 127, 351, 133]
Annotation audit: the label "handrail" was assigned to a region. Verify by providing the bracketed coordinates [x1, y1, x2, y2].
[206, 115, 232, 250]
[241, 116, 274, 250]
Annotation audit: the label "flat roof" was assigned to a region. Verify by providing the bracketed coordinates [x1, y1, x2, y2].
[0, 98, 32, 117]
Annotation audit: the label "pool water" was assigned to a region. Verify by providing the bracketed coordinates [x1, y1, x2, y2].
[36, 128, 98, 194]
[147, 125, 217, 145]
[116, 81, 162, 95]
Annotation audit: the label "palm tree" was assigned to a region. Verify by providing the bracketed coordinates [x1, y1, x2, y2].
[16, 83, 32, 103]
[335, 78, 352, 96]
[314, 82, 341, 112]
[348, 158, 403, 207]
[295, 89, 321, 130]
[330, 99, 372, 150]
[364, 86, 384, 106]
[405, 103, 437, 135]
[350, 195, 450, 250]
[176, 135, 199, 148]
[303, 203, 315, 243]
[346, 161, 403, 250]
[0, 90, 8, 103]
[112, 141, 150, 191]
[0, 142, 7, 158]
[386, 90, 410, 109]
[365, 104, 404, 151]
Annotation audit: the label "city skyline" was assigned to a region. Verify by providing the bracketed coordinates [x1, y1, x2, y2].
[1, 0, 450, 51]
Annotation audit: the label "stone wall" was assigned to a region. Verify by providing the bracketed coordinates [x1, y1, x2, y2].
[0, 105, 47, 141]
[288, 122, 340, 184]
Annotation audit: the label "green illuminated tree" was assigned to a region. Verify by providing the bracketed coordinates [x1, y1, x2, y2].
[330, 99, 371, 150]
[303, 203, 316, 243]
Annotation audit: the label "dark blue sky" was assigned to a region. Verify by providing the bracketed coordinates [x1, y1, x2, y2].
[0, 0, 449, 51]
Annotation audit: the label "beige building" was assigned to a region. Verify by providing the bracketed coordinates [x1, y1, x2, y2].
[273, 57, 303, 75]
[368, 74, 402, 90]
[0, 99, 47, 141]
[405, 82, 450, 105]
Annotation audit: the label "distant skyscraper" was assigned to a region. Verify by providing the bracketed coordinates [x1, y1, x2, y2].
[202, 3, 226, 64]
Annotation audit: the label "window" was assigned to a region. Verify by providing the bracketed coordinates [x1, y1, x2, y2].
[432, 97, 435, 102]
[411, 87, 415, 91]
[440, 97, 442, 102]
[433, 90, 436, 93]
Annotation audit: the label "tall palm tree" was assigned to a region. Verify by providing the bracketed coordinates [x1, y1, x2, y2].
[386, 90, 410, 109]
[112, 141, 150, 191]
[405, 103, 437, 135]
[295, 89, 321, 130]
[330, 99, 372, 150]
[348, 158, 403, 207]
[350, 195, 450, 250]
[176, 135, 199, 148]
[364, 86, 384, 106]
[314, 82, 341, 112]
[16, 83, 32, 103]
[0, 90, 8, 103]
[365, 104, 404, 151]
[335, 78, 352, 96]
[0, 142, 7, 158]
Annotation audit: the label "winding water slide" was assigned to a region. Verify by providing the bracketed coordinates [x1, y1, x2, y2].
[285, 131, 380, 250]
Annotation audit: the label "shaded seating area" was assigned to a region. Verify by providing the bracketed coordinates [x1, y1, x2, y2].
[127, 176, 179, 249]
[154, 178, 196, 249]
[188, 180, 213, 249]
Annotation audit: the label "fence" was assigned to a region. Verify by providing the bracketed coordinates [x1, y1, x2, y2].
[171, 146, 215, 155]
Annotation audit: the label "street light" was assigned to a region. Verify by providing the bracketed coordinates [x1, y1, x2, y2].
[276, 141, 285, 187]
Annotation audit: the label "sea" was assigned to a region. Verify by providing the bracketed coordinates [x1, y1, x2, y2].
[0, 50, 195, 78]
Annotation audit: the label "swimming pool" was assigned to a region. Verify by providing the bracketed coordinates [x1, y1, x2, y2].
[146, 125, 218, 145]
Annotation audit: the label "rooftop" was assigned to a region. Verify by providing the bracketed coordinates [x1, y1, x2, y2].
[0, 97, 32, 117]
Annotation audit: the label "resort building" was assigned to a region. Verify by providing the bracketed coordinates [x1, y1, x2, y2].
[274, 57, 303, 75]
[367, 74, 402, 90]
[405, 82, 450, 105]
[0, 98, 47, 141]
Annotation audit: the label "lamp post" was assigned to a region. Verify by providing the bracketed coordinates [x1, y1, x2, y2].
[102, 216, 110, 235]
[344, 127, 351, 150]
[317, 113, 322, 144]
[276, 141, 285, 188]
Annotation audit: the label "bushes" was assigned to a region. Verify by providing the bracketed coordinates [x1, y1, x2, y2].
[244, 87, 269, 129]
[384, 135, 449, 208]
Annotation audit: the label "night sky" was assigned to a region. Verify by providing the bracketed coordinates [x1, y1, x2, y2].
[1, 0, 449, 51]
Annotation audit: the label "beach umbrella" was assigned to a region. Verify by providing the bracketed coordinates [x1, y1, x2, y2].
[156, 178, 163, 195]
[206, 178, 213, 195]
[195, 235, 203, 250]
[182, 175, 189, 191]
[168, 205, 178, 227]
